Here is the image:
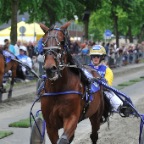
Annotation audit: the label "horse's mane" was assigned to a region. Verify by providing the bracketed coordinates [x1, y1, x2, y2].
[66, 51, 89, 85]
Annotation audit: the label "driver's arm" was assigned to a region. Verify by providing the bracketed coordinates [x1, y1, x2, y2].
[105, 67, 113, 86]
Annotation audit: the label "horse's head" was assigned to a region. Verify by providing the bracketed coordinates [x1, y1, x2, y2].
[40, 22, 71, 81]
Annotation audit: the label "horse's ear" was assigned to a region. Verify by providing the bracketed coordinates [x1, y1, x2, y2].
[61, 21, 71, 30]
[39, 23, 49, 33]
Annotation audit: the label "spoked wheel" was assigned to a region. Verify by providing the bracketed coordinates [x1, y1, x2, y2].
[30, 117, 45, 144]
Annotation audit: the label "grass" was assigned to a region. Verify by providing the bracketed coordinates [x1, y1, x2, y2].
[9, 118, 31, 128]
[116, 76, 144, 89]
[129, 78, 143, 82]
[117, 81, 135, 87]
[8, 114, 43, 128]
[0, 131, 13, 139]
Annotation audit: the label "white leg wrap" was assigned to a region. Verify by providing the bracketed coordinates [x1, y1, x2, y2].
[104, 90, 123, 111]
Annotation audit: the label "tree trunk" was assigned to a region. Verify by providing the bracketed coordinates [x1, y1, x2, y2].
[127, 25, 133, 43]
[82, 10, 90, 40]
[10, 0, 19, 45]
[138, 24, 144, 43]
[84, 20, 89, 40]
[113, 14, 119, 48]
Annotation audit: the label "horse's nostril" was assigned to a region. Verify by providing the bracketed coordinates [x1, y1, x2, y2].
[45, 66, 57, 73]
[52, 66, 57, 70]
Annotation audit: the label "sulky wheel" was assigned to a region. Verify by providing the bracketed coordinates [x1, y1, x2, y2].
[30, 117, 45, 144]
[140, 127, 144, 144]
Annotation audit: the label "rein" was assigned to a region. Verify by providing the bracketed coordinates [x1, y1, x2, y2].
[37, 75, 83, 97]
[43, 91, 82, 97]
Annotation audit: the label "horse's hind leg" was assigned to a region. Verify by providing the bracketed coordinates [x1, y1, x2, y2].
[8, 68, 16, 98]
[0, 72, 4, 102]
[89, 113, 101, 144]
[8, 78, 14, 98]
[0, 91, 2, 102]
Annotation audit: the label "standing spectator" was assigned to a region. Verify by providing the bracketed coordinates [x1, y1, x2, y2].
[104, 43, 110, 65]
[37, 54, 44, 76]
[80, 43, 90, 64]
[71, 41, 80, 55]
[105, 43, 110, 55]
[35, 38, 44, 76]
[27, 41, 35, 58]
[4, 39, 15, 55]
[14, 40, 21, 56]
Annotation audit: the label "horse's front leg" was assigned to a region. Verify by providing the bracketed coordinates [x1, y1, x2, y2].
[57, 115, 78, 144]
[46, 126, 59, 144]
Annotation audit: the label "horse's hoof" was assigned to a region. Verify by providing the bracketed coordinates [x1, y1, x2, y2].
[57, 135, 69, 144]
[57, 138, 69, 144]
[1, 88, 7, 93]
[8, 93, 12, 98]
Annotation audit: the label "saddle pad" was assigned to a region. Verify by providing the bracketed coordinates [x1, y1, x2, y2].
[82, 68, 100, 101]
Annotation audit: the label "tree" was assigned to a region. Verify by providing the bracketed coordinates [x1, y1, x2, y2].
[75, 0, 102, 40]
[0, 0, 30, 44]
[89, 1, 112, 42]
[10, 0, 19, 45]
[0, 0, 76, 44]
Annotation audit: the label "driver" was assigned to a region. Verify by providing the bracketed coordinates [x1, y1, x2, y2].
[88, 45, 129, 116]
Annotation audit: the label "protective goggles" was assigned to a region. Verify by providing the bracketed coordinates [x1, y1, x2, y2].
[91, 55, 101, 59]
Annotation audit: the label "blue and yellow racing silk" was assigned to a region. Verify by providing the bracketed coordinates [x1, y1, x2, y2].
[89, 63, 113, 86]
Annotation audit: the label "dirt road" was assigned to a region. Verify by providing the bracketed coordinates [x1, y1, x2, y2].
[0, 63, 144, 144]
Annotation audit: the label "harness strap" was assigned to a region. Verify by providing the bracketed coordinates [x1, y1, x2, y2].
[43, 46, 61, 50]
[43, 91, 82, 96]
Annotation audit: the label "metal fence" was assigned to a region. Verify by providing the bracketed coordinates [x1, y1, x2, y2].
[73, 52, 144, 67]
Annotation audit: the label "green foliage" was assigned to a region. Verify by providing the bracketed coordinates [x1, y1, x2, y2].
[88, 0, 144, 41]
[1, 0, 144, 42]
[89, 1, 112, 41]
[0, 0, 11, 23]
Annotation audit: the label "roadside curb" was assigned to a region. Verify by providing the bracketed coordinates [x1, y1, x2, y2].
[113, 63, 144, 77]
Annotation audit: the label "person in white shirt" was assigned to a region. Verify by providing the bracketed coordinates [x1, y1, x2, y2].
[17, 46, 32, 81]
[14, 40, 21, 56]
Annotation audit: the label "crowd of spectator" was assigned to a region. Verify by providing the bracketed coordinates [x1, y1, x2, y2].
[0, 38, 144, 77]
[69, 40, 144, 68]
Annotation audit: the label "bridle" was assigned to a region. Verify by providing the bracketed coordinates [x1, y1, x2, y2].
[42, 26, 73, 80]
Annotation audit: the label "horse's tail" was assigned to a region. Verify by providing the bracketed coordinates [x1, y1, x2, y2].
[100, 92, 112, 124]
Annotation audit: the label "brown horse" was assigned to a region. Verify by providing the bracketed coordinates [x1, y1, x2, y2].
[0, 50, 25, 102]
[39, 22, 110, 144]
